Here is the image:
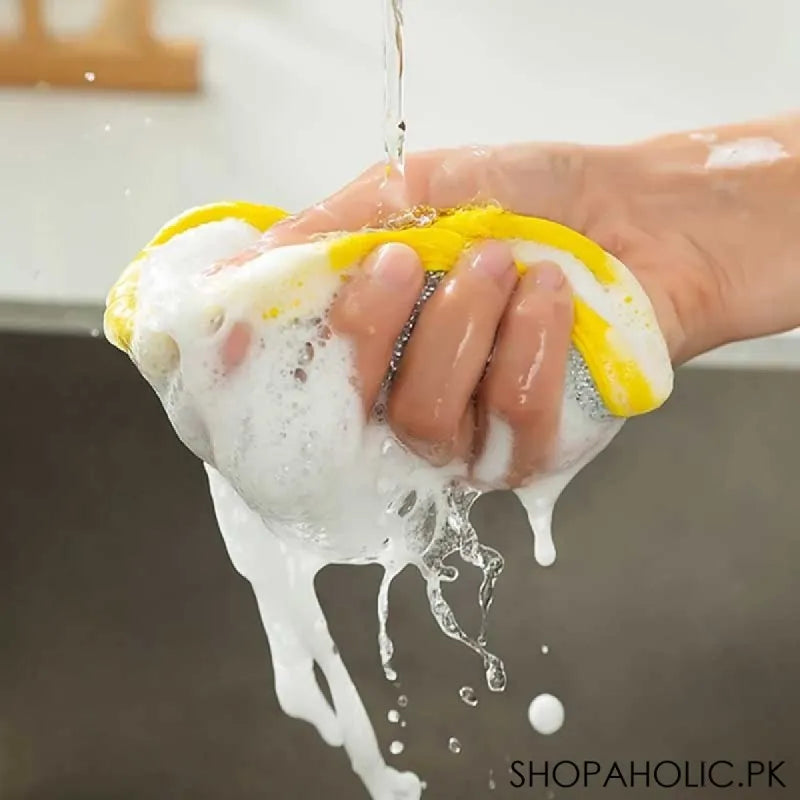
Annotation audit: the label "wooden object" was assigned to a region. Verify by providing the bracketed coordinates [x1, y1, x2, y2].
[0, 0, 200, 92]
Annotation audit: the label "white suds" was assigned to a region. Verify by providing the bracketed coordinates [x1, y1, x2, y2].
[473, 415, 513, 486]
[528, 694, 564, 735]
[704, 137, 788, 169]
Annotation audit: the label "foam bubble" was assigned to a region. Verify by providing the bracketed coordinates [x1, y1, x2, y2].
[528, 694, 564, 735]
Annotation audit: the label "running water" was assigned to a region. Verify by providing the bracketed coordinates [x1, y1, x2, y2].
[380, 0, 407, 214]
[383, 0, 406, 174]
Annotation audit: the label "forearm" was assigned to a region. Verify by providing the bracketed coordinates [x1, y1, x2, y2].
[585, 114, 800, 362]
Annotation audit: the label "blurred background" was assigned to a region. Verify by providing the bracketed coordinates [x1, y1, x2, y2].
[1, 1, 798, 798]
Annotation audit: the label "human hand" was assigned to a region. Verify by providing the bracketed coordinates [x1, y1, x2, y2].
[232, 145, 686, 488]
[231, 116, 800, 486]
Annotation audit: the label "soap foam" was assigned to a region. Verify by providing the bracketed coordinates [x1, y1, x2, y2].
[128, 218, 635, 798]
[528, 693, 565, 735]
[704, 137, 788, 169]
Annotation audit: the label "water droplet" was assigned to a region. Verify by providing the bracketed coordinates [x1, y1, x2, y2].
[90, 328, 101, 338]
[387, 709, 400, 723]
[458, 686, 478, 707]
[123, 188, 132, 198]
[541, 645, 549, 654]
[144, 116, 153, 126]
[84, 71, 96, 82]
[400, 720, 407, 728]
[389, 740, 404, 755]
[448, 737, 461, 754]
[488, 769, 496, 790]
[104, 123, 112, 132]
[397, 694, 408, 708]
[294, 367, 307, 383]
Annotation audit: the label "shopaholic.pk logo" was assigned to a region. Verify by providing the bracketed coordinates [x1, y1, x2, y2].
[508, 760, 787, 790]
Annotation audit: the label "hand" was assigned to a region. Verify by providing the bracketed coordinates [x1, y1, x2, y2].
[241, 145, 692, 488]
[236, 116, 800, 486]
[327, 241, 573, 486]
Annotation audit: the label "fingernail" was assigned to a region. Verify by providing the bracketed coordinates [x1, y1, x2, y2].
[465, 240, 514, 284]
[533, 261, 565, 290]
[365, 243, 421, 288]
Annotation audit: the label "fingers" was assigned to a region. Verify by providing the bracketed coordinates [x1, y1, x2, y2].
[329, 244, 424, 413]
[475, 261, 573, 486]
[387, 241, 518, 465]
[217, 246, 423, 412]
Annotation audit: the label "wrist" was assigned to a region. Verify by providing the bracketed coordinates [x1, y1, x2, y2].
[575, 116, 800, 364]
[574, 141, 717, 364]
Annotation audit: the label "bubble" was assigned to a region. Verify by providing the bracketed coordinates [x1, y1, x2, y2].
[84, 71, 96, 82]
[397, 694, 408, 708]
[448, 737, 461, 754]
[389, 740, 404, 755]
[458, 686, 478, 707]
[528, 694, 564, 735]
[387, 709, 400, 723]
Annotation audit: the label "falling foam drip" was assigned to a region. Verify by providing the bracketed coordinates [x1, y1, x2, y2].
[390, 741, 405, 755]
[378, 567, 398, 681]
[208, 469, 422, 799]
[541, 645, 549, 655]
[458, 686, 478, 707]
[448, 737, 462, 754]
[388, 709, 400, 723]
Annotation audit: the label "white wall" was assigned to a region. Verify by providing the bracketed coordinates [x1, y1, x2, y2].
[1, 0, 799, 305]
